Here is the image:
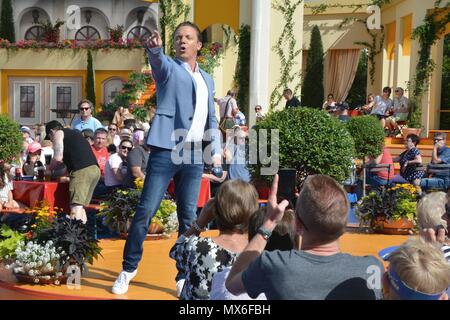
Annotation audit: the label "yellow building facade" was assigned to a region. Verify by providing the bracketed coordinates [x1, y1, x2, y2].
[0, 0, 447, 133]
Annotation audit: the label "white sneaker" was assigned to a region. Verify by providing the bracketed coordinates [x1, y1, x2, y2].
[112, 270, 137, 295]
[176, 279, 185, 298]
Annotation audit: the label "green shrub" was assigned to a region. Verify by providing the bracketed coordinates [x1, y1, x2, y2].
[0, 115, 23, 162]
[347, 115, 385, 159]
[249, 108, 355, 185]
[302, 25, 324, 109]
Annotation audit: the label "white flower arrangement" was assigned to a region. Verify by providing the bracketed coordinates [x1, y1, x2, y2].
[10, 241, 66, 277]
[162, 211, 179, 238]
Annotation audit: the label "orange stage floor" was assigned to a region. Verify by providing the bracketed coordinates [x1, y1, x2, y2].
[0, 231, 408, 300]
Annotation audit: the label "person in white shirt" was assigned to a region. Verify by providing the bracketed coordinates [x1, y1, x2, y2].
[104, 139, 133, 190]
[370, 87, 393, 129]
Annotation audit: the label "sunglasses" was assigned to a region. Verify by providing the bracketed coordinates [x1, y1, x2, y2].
[121, 146, 132, 151]
[109, 127, 117, 131]
[79, 107, 90, 111]
[434, 138, 444, 142]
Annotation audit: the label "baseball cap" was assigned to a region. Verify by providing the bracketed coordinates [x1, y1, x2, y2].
[27, 142, 42, 154]
[20, 126, 31, 134]
[45, 120, 63, 140]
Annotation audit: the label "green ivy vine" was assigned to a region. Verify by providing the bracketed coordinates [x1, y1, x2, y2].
[269, 0, 303, 111]
[354, 20, 385, 86]
[407, 0, 450, 128]
[159, 0, 191, 56]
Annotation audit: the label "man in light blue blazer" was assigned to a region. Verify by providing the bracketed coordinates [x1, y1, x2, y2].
[112, 21, 222, 295]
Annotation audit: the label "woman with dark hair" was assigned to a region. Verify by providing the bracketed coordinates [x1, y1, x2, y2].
[392, 134, 426, 186]
[370, 87, 393, 129]
[169, 180, 258, 300]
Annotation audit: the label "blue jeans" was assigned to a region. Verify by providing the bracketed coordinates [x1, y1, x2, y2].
[420, 177, 449, 191]
[122, 146, 204, 272]
[367, 173, 389, 187]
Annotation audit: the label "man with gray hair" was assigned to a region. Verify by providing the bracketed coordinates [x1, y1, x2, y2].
[421, 132, 450, 190]
[226, 174, 384, 299]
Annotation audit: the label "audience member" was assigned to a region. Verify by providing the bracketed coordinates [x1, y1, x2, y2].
[224, 126, 251, 183]
[0, 162, 24, 210]
[337, 102, 351, 122]
[283, 88, 301, 109]
[217, 90, 239, 133]
[234, 107, 246, 126]
[385, 87, 409, 137]
[22, 142, 45, 177]
[122, 132, 150, 188]
[169, 180, 258, 300]
[108, 123, 121, 147]
[20, 126, 34, 144]
[72, 99, 103, 132]
[361, 93, 375, 114]
[226, 174, 384, 300]
[370, 87, 393, 129]
[104, 139, 133, 191]
[210, 208, 298, 300]
[366, 146, 395, 188]
[421, 132, 450, 190]
[381, 237, 450, 300]
[322, 94, 337, 115]
[255, 105, 264, 124]
[391, 134, 425, 186]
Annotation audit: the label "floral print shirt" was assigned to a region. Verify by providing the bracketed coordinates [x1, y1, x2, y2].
[169, 235, 238, 300]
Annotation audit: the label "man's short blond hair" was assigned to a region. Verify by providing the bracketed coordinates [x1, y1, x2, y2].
[417, 191, 447, 231]
[295, 175, 349, 243]
[388, 237, 450, 296]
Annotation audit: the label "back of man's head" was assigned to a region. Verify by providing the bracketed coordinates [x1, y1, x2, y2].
[434, 132, 447, 141]
[45, 120, 63, 139]
[295, 175, 349, 243]
[283, 88, 293, 96]
[227, 90, 236, 97]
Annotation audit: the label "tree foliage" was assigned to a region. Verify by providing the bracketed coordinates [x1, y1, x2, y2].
[302, 25, 324, 109]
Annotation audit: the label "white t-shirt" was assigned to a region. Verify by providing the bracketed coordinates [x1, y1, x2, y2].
[371, 96, 393, 116]
[104, 153, 123, 187]
[210, 267, 267, 300]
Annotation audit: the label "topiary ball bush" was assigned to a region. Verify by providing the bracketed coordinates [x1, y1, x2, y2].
[347, 115, 385, 159]
[249, 107, 355, 185]
[0, 115, 23, 162]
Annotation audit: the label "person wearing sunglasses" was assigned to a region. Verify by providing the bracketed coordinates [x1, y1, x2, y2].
[108, 124, 121, 147]
[72, 99, 103, 133]
[104, 139, 133, 192]
[421, 132, 450, 191]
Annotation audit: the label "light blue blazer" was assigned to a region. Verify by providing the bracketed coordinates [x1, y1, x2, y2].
[145, 47, 221, 157]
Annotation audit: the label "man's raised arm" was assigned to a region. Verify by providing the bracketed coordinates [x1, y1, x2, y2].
[144, 31, 172, 84]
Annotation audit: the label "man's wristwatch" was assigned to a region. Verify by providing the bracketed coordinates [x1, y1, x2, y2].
[257, 226, 272, 240]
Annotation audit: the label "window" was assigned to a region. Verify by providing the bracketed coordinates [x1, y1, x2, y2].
[127, 26, 151, 43]
[75, 26, 101, 42]
[24, 26, 45, 41]
[20, 86, 35, 118]
[56, 86, 72, 118]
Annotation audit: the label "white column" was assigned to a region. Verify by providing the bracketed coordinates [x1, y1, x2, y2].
[248, 0, 271, 127]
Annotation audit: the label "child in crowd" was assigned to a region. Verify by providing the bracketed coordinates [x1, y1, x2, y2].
[22, 142, 45, 177]
[381, 237, 450, 300]
[0, 162, 23, 210]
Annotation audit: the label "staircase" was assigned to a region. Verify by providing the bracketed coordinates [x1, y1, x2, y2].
[385, 130, 450, 174]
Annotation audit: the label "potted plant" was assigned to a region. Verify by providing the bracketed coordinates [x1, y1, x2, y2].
[249, 108, 355, 189]
[99, 178, 178, 239]
[35, 217, 102, 274]
[356, 184, 419, 235]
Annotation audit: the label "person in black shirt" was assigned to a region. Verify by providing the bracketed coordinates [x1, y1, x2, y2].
[283, 88, 301, 108]
[45, 120, 100, 223]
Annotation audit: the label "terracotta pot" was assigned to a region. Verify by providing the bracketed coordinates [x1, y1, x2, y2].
[148, 222, 164, 234]
[14, 272, 68, 285]
[371, 217, 414, 235]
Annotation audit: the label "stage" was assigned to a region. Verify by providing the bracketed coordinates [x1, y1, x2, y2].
[0, 231, 408, 300]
